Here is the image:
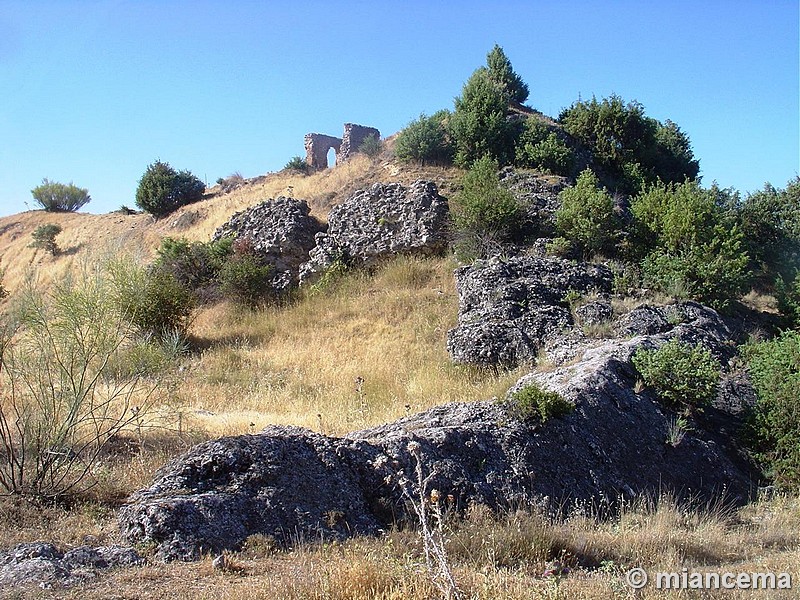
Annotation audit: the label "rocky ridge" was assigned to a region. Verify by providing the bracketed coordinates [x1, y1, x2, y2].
[299, 180, 449, 285]
[118, 300, 758, 561]
[212, 196, 324, 293]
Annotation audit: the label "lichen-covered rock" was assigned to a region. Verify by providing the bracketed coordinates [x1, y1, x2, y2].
[574, 300, 613, 327]
[0, 543, 142, 589]
[213, 197, 324, 293]
[119, 300, 758, 561]
[299, 181, 449, 285]
[446, 256, 613, 367]
[499, 168, 566, 237]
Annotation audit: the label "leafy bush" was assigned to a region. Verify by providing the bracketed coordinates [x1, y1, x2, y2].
[29, 224, 63, 256]
[30, 179, 91, 212]
[554, 168, 620, 258]
[632, 180, 749, 308]
[559, 94, 698, 193]
[218, 239, 273, 307]
[135, 160, 205, 218]
[394, 111, 454, 166]
[505, 384, 574, 422]
[284, 156, 310, 174]
[742, 330, 800, 489]
[0, 272, 164, 498]
[154, 236, 232, 302]
[776, 271, 800, 328]
[736, 177, 800, 286]
[514, 118, 575, 175]
[358, 133, 382, 158]
[450, 155, 523, 260]
[108, 259, 196, 339]
[632, 339, 720, 410]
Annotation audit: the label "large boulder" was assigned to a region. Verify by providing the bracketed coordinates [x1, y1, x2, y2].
[299, 181, 449, 285]
[119, 301, 758, 560]
[447, 255, 613, 367]
[213, 197, 324, 293]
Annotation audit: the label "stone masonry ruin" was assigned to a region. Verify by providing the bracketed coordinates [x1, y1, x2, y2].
[304, 123, 381, 171]
[303, 134, 341, 170]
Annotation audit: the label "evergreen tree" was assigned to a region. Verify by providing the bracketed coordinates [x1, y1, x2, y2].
[485, 44, 529, 104]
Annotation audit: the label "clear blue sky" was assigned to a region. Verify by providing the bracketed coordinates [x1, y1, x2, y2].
[1, 0, 797, 217]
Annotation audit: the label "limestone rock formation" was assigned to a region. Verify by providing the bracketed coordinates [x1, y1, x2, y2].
[304, 133, 342, 170]
[499, 168, 567, 237]
[339, 123, 381, 162]
[213, 196, 325, 293]
[0, 543, 142, 589]
[446, 255, 613, 367]
[299, 180, 449, 285]
[119, 299, 758, 560]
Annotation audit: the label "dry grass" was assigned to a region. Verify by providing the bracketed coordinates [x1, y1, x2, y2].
[177, 255, 523, 436]
[0, 158, 796, 598]
[6, 492, 797, 599]
[0, 153, 460, 297]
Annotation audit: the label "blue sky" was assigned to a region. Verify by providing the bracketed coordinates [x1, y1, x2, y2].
[0, 0, 797, 217]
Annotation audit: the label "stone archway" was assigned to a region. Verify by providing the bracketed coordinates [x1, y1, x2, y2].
[304, 133, 342, 171]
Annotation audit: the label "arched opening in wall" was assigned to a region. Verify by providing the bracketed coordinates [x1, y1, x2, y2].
[327, 147, 337, 169]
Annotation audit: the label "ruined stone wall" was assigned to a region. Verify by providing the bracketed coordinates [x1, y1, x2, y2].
[338, 124, 381, 163]
[304, 133, 342, 170]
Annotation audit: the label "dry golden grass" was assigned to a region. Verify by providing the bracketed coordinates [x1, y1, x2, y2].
[0, 157, 796, 599]
[0, 153, 460, 297]
[177, 254, 523, 437]
[7, 492, 797, 599]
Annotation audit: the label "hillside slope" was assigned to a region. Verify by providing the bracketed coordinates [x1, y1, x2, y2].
[0, 152, 461, 293]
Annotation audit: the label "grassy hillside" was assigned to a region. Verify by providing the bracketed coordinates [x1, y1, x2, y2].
[0, 150, 461, 293]
[0, 153, 797, 600]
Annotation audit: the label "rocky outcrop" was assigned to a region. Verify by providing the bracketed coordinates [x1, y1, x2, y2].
[339, 124, 381, 162]
[304, 133, 342, 170]
[499, 168, 567, 237]
[299, 181, 449, 285]
[0, 543, 142, 589]
[119, 299, 758, 560]
[213, 197, 325, 293]
[446, 256, 613, 367]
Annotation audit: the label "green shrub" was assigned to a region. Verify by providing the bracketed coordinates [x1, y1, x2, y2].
[358, 134, 382, 158]
[451, 155, 523, 260]
[555, 168, 620, 259]
[218, 238, 273, 307]
[742, 331, 800, 489]
[632, 180, 749, 308]
[284, 156, 309, 174]
[0, 271, 165, 498]
[775, 271, 800, 328]
[135, 160, 205, 218]
[0, 261, 7, 299]
[154, 236, 232, 301]
[108, 259, 196, 339]
[559, 94, 698, 193]
[31, 178, 91, 212]
[308, 256, 351, 296]
[736, 177, 800, 286]
[394, 111, 454, 166]
[29, 224, 63, 255]
[515, 119, 574, 175]
[632, 339, 720, 410]
[505, 383, 574, 422]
